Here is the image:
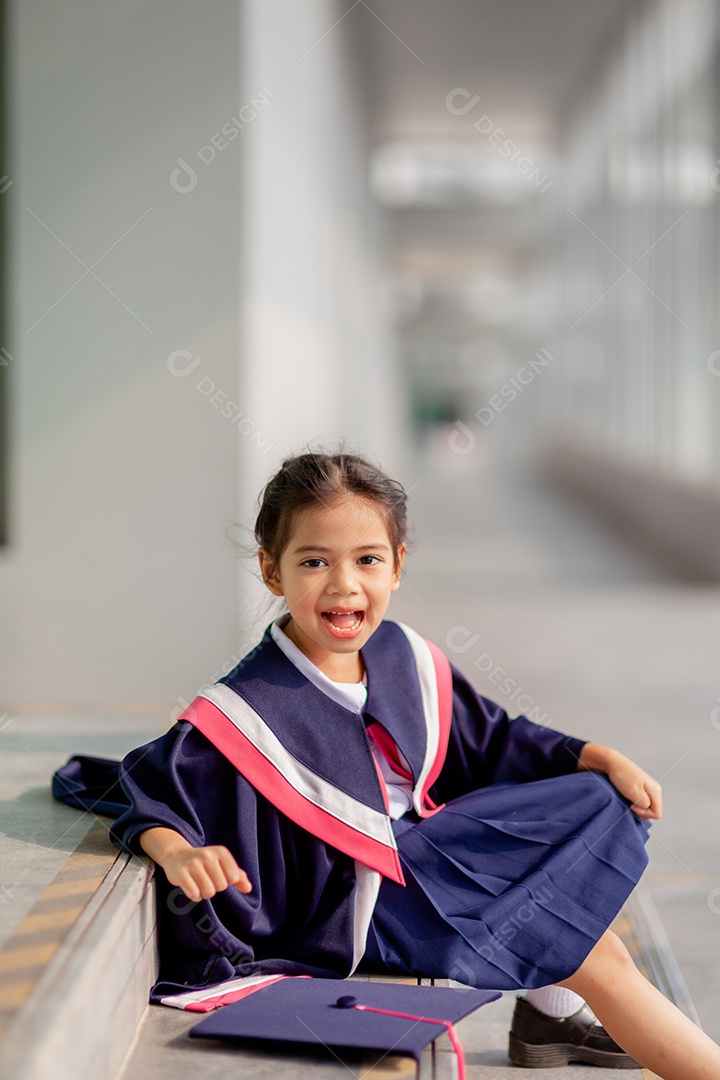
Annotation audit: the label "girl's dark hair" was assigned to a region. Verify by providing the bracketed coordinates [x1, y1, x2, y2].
[255, 450, 408, 575]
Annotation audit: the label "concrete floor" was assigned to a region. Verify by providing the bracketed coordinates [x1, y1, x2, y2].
[0, 712, 165, 950]
[2, 447, 718, 1077]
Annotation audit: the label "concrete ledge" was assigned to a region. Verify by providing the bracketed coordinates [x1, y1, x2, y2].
[0, 810, 695, 1080]
[621, 888, 701, 1027]
[0, 827, 157, 1080]
[538, 439, 720, 580]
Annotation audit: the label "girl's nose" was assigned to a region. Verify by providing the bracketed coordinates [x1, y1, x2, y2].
[327, 561, 360, 595]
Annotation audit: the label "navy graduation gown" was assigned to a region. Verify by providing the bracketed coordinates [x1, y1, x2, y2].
[97, 620, 648, 997]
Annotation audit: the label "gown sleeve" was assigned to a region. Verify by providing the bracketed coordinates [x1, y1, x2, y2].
[109, 720, 361, 989]
[429, 662, 588, 804]
[109, 721, 213, 856]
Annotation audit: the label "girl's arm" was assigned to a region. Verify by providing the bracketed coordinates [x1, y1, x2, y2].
[139, 827, 252, 902]
[577, 743, 662, 820]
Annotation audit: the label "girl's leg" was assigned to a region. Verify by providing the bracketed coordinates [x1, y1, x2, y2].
[560, 930, 720, 1080]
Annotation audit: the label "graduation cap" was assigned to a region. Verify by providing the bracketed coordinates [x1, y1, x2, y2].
[189, 976, 500, 1079]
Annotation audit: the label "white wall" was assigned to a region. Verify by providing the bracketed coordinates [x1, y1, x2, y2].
[1, 3, 243, 704]
[0, 0, 405, 704]
[238, 0, 406, 639]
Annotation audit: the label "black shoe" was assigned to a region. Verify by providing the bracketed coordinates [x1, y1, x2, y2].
[508, 996, 641, 1069]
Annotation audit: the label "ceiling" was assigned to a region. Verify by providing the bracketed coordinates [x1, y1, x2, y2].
[353, 0, 640, 345]
[360, 0, 636, 143]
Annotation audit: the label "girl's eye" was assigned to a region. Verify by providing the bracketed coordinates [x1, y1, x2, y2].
[300, 555, 381, 568]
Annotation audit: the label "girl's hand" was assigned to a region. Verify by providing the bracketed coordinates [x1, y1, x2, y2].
[139, 827, 252, 901]
[606, 754, 662, 820]
[164, 845, 253, 902]
[578, 743, 662, 820]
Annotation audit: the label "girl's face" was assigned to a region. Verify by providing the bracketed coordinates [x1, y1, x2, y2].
[259, 493, 405, 681]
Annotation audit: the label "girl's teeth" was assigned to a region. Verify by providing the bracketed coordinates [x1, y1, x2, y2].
[323, 611, 363, 630]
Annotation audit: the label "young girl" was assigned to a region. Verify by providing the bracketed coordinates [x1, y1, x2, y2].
[105, 450, 719, 1078]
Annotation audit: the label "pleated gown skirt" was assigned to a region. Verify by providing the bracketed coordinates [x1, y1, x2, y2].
[364, 771, 650, 990]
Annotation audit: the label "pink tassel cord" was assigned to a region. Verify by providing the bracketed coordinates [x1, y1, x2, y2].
[353, 1004, 466, 1080]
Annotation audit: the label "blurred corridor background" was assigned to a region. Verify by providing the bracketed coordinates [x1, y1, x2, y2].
[1, 0, 720, 1041]
[2, 0, 720, 701]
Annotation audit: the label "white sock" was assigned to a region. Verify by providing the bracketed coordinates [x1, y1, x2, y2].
[522, 986, 586, 1018]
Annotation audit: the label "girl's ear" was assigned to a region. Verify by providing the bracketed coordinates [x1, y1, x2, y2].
[258, 549, 284, 596]
[391, 543, 407, 591]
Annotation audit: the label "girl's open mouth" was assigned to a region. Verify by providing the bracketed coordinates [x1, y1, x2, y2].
[320, 609, 365, 636]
